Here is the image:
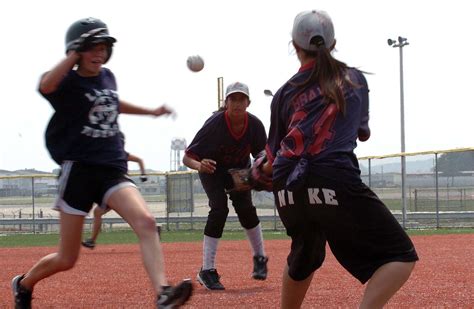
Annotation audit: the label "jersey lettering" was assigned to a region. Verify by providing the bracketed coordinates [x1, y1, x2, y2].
[276, 190, 296, 208]
[280, 110, 306, 157]
[308, 188, 323, 204]
[287, 191, 294, 204]
[277, 188, 338, 207]
[308, 187, 338, 206]
[277, 190, 286, 207]
[82, 88, 120, 138]
[292, 89, 318, 110]
[307, 104, 338, 155]
[281, 104, 338, 157]
[322, 188, 338, 205]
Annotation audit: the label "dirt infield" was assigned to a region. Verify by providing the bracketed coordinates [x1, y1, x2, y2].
[1, 234, 473, 308]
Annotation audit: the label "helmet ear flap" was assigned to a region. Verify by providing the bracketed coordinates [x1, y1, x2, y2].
[104, 45, 113, 64]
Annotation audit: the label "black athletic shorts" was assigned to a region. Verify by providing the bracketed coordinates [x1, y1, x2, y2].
[54, 161, 136, 216]
[274, 176, 419, 283]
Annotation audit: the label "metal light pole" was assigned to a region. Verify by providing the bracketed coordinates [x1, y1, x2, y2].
[217, 77, 224, 110]
[388, 36, 409, 228]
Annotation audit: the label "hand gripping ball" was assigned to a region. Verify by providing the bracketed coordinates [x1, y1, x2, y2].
[187, 55, 204, 72]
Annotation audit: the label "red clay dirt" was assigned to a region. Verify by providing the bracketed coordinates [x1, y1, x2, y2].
[1, 234, 473, 308]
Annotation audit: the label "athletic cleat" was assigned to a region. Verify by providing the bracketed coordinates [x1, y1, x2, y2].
[12, 274, 32, 309]
[197, 268, 225, 290]
[156, 279, 193, 309]
[252, 255, 268, 280]
[81, 238, 96, 249]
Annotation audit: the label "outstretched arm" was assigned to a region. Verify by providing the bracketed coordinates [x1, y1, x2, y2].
[119, 100, 174, 117]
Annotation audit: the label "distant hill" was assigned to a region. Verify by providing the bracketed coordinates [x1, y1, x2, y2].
[2, 160, 436, 177]
[360, 158, 434, 174]
[0, 169, 53, 176]
[127, 169, 163, 174]
[0, 167, 172, 177]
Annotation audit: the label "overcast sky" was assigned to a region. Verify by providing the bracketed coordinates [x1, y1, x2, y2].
[1, 0, 473, 172]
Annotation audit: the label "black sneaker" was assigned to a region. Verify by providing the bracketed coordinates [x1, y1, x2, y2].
[81, 238, 96, 249]
[11, 274, 32, 309]
[197, 268, 225, 290]
[252, 256, 268, 280]
[157, 279, 193, 309]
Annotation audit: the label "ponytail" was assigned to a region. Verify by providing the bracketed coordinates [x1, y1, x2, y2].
[290, 38, 351, 114]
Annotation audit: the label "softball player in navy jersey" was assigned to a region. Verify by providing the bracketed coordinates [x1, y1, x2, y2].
[254, 10, 418, 308]
[183, 82, 269, 290]
[11, 18, 192, 309]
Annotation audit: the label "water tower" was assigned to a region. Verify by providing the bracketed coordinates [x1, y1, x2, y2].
[170, 138, 187, 171]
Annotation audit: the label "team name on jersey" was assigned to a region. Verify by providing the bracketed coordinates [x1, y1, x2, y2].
[291, 88, 320, 110]
[81, 88, 120, 138]
[276, 187, 338, 208]
[81, 125, 119, 138]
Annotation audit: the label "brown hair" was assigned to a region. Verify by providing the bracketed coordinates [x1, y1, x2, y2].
[291, 37, 351, 114]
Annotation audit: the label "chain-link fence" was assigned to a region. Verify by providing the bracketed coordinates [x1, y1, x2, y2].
[359, 148, 474, 228]
[1, 148, 473, 234]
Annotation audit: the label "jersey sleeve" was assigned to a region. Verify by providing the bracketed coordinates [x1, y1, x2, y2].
[355, 71, 370, 141]
[38, 71, 75, 113]
[251, 117, 268, 158]
[185, 114, 220, 161]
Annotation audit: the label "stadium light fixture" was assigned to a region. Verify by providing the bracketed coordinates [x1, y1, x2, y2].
[263, 89, 274, 97]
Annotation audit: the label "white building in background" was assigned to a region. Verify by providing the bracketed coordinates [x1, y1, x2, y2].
[0, 169, 56, 197]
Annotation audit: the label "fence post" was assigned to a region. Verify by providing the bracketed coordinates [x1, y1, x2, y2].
[189, 173, 194, 230]
[165, 173, 170, 231]
[413, 189, 418, 212]
[368, 158, 372, 188]
[408, 186, 412, 212]
[32, 177, 36, 234]
[39, 209, 43, 232]
[273, 204, 277, 231]
[435, 153, 440, 228]
[446, 182, 450, 209]
[401, 154, 407, 229]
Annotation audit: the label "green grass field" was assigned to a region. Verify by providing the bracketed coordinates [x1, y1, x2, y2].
[1, 228, 473, 248]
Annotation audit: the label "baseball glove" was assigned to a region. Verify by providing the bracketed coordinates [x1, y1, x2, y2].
[227, 168, 252, 192]
[248, 151, 273, 192]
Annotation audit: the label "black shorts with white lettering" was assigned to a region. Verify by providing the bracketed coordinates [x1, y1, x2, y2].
[54, 161, 136, 216]
[274, 176, 418, 283]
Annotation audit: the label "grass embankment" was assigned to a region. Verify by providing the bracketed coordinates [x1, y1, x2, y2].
[1, 228, 473, 248]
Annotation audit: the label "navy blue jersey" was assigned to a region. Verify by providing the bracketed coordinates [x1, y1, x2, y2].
[186, 111, 267, 172]
[267, 62, 369, 187]
[39, 68, 127, 171]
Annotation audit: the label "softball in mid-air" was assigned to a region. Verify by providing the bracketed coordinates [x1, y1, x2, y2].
[186, 55, 204, 72]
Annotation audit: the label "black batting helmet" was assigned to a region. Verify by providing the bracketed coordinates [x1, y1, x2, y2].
[65, 17, 116, 63]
